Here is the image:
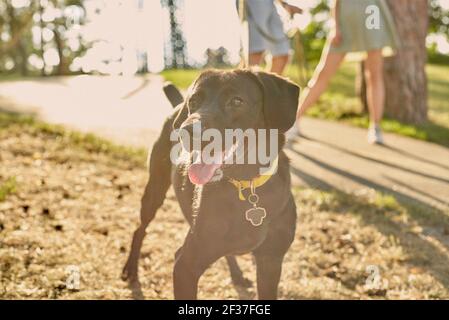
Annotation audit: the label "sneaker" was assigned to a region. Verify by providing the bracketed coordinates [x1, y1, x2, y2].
[368, 124, 384, 145]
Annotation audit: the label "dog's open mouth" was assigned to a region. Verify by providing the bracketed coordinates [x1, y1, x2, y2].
[188, 144, 238, 185]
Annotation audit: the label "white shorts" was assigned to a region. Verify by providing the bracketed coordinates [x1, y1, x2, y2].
[246, 0, 290, 56]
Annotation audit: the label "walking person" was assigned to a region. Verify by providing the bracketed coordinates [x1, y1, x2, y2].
[243, 0, 302, 75]
[292, 0, 400, 144]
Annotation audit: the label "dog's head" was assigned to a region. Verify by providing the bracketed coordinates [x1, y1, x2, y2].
[173, 69, 300, 185]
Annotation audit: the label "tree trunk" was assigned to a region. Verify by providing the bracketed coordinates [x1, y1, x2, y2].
[39, 3, 46, 76]
[167, 0, 187, 69]
[17, 40, 28, 76]
[53, 29, 68, 75]
[358, 0, 429, 124]
[384, 0, 428, 124]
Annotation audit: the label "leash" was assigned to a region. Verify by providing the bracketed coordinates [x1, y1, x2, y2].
[238, 0, 249, 68]
[290, 28, 309, 87]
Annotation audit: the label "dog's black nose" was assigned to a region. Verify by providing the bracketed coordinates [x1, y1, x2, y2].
[179, 119, 203, 152]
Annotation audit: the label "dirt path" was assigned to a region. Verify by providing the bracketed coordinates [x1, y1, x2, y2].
[0, 75, 172, 148]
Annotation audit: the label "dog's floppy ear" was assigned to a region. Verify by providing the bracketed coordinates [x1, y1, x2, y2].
[163, 82, 184, 108]
[162, 82, 187, 130]
[254, 72, 300, 133]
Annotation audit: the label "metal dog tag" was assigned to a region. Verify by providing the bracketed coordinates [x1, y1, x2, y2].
[245, 207, 267, 227]
[245, 191, 267, 227]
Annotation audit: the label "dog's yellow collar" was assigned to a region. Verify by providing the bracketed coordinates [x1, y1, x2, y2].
[228, 156, 279, 201]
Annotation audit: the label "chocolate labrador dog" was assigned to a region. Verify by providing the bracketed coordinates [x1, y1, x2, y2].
[122, 69, 299, 299]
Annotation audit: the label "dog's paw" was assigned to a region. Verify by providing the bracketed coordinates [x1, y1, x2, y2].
[121, 264, 138, 282]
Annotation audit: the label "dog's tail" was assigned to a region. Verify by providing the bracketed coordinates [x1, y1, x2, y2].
[163, 82, 184, 108]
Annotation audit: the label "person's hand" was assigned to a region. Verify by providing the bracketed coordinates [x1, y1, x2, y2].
[330, 28, 343, 47]
[283, 3, 303, 17]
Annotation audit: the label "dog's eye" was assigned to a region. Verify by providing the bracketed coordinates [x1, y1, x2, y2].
[229, 97, 244, 107]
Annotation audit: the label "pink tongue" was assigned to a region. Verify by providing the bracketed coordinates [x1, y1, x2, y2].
[188, 162, 222, 185]
[188, 147, 238, 185]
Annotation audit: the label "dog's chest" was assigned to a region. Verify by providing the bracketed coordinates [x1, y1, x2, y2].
[195, 182, 282, 228]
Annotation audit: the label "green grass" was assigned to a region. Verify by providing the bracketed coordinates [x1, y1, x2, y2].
[160, 69, 203, 90]
[160, 63, 449, 147]
[0, 177, 17, 202]
[0, 112, 147, 167]
[0, 73, 41, 83]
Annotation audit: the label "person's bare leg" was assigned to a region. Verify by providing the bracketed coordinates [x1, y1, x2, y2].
[271, 54, 289, 75]
[296, 47, 346, 119]
[249, 52, 264, 66]
[364, 49, 385, 144]
[364, 50, 385, 125]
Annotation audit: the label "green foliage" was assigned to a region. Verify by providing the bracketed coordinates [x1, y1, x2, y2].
[429, 0, 449, 40]
[0, 0, 88, 76]
[427, 44, 449, 65]
[0, 1, 35, 75]
[294, 0, 330, 64]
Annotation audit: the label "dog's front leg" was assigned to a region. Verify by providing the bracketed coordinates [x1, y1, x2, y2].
[254, 254, 285, 300]
[173, 232, 224, 300]
[253, 202, 297, 300]
[122, 119, 173, 283]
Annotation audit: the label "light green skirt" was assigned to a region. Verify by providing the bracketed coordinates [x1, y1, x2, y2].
[329, 0, 400, 60]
